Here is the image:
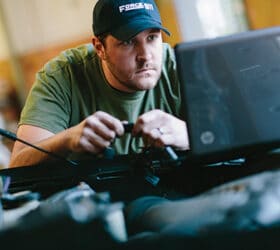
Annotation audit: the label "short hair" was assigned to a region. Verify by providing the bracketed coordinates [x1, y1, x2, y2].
[97, 33, 109, 47]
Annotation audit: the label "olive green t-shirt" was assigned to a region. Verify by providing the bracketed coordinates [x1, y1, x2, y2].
[19, 43, 182, 155]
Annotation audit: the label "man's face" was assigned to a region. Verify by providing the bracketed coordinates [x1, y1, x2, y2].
[98, 29, 163, 92]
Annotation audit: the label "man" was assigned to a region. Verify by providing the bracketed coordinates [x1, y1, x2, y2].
[9, 0, 189, 168]
[9, 1, 270, 242]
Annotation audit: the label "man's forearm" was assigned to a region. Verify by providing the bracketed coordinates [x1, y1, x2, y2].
[9, 130, 72, 168]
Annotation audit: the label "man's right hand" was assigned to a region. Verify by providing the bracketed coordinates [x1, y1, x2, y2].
[68, 111, 125, 154]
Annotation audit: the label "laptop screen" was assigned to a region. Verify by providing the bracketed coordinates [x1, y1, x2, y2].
[175, 27, 280, 163]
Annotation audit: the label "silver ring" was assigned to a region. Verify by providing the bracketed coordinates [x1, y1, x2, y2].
[157, 127, 164, 135]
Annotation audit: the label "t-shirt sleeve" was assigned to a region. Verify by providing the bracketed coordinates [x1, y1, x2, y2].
[19, 65, 72, 134]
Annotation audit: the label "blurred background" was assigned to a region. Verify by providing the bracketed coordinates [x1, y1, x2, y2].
[0, 0, 279, 167]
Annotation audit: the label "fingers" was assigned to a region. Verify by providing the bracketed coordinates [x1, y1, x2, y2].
[72, 111, 124, 154]
[142, 127, 166, 148]
[132, 109, 165, 135]
[90, 111, 124, 137]
[132, 110, 169, 148]
[132, 110, 189, 150]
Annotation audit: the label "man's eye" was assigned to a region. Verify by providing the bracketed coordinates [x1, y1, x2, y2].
[148, 34, 158, 41]
[122, 40, 133, 46]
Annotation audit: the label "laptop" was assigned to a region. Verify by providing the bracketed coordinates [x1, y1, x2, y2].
[175, 26, 280, 163]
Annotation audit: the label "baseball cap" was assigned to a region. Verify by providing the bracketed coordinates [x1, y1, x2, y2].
[92, 0, 170, 41]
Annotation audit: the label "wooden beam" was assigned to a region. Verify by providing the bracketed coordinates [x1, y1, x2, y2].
[155, 0, 182, 47]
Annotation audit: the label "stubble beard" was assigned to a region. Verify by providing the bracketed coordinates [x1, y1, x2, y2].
[103, 58, 162, 92]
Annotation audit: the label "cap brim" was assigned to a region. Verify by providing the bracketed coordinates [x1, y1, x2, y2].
[111, 19, 170, 41]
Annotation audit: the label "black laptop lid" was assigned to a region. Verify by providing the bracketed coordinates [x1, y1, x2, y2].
[175, 27, 280, 162]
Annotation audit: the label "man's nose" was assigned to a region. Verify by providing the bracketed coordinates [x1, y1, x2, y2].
[136, 44, 152, 62]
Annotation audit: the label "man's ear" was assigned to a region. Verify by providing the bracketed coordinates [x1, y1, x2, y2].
[92, 36, 106, 60]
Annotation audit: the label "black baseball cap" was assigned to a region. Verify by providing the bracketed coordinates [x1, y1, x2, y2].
[92, 0, 170, 41]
